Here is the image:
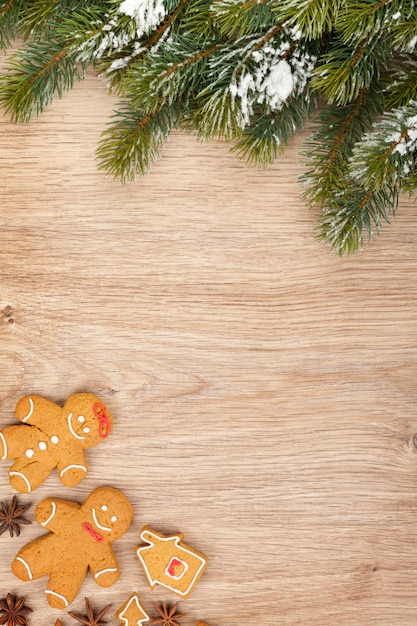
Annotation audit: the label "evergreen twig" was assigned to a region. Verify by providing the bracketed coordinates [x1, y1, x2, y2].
[0, 0, 416, 254]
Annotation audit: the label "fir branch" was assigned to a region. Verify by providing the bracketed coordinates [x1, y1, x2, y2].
[95, 0, 190, 94]
[96, 101, 180, 181]
[181, 0, 216, 39]
[195, 26, 316, 138]
[349, 103, 417, 191]
[0, 36, 85, 122]
[123, 37, 223, 118]
[18, 0, 90, 39]
[401, 162, 417, 193]
[336, 0, 402, 45]
[0, 0, 415, 254]
[0, 0, 28, 49]
[317, 185, 398, 255]
[385, 56, 417, 109]
[79, 1, 188, 93]
[391, 11, 417, 51]
[212, 0, 276, 39]
[232, 89, 317, 166]
[195, 88, 246, 140]
[311, 34, 391, 106]
[301, 85, 385, 207]
[273, 0, 346, 41]
[146, 0, 189, 46]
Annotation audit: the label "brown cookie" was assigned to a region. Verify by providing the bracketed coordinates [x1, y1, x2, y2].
[136, 526, 208, 599]
[115, 593, 149, 625]
[0, 393, 112, 492]
[12, 487, 133, 609]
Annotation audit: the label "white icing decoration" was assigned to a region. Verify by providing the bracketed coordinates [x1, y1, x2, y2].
[39, 441, 47, 450]
[0, 432, 7, 459]
[111, 515, 117, 523]
[41, 501, 57, 527]
[83, 427, 91, 434]
[45, 590, 69, 607]
[51, 436, 59, 444]
[16, 556, 33, 580]
[94, 567, 118, 580]
[77, 415, 85, 423]
[9, 471, 31, 492]
[59, 464, 87, 478]
[67, 413, 85, 440]
[25, 449, 34, 458]
[21, 398, 34, 423]
[92, 507, 112, 532]
[101, 505, 108, 511]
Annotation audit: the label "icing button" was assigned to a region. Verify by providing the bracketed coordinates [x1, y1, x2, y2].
[51, 436, 59, 444]
[25, 449, 35, 458]
[39, 442, 47, 451]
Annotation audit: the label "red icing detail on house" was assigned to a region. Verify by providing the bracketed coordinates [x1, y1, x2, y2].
[166, 557, 186, 578]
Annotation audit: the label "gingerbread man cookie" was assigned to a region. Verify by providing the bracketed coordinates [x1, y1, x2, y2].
[0, 393, 112, 493]
[12, 487, 133, 609]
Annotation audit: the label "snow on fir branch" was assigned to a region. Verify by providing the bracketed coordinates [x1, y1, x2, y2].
[119, 0, 166, 27]
[228, 27, 316, 127]
[0, 0, 416, 255]
[350, 103, 417, 190]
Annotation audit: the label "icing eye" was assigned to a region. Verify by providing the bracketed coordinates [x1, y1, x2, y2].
[83, 427, 91, 434]
[101, 505, 108, 512]
[111, 516, 117, 523]
[77, 415, 85, 423]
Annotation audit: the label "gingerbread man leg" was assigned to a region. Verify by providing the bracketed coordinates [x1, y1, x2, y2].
[45, 565, 88, 609]
[8, 455, 56, 493]
[13, 535, 87, 609]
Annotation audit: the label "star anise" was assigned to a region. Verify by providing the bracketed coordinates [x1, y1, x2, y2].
[0, 593, 33, 626]
[68, 598, 111, 626]
[0, 496, 32, 538]
[150, 602, 187, 626]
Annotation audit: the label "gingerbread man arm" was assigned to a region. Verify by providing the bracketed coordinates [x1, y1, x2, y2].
[36, 498, 81, 533]
[56, 449, 89, 487]
[89, 545, 120, 588]
[15, 395, 59, 427]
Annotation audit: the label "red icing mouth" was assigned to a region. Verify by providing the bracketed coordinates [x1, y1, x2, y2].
[93, 402, 111, 438]
[82, 521, 104, 543]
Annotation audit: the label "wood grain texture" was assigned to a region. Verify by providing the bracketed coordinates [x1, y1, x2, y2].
[0, 65, 416, 626]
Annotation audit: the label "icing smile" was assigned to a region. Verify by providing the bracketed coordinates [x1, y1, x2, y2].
[91, 508, 112, 533]
[67, 413, 85, 441]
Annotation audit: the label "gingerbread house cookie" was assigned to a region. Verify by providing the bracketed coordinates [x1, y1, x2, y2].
[136, 526, 208, 599]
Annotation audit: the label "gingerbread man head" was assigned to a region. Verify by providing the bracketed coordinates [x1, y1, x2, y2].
[82, 486, 133, 542]
[64, 394, 113, 448]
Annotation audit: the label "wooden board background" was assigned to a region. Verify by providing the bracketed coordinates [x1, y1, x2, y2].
[0, 62, 417, 626]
